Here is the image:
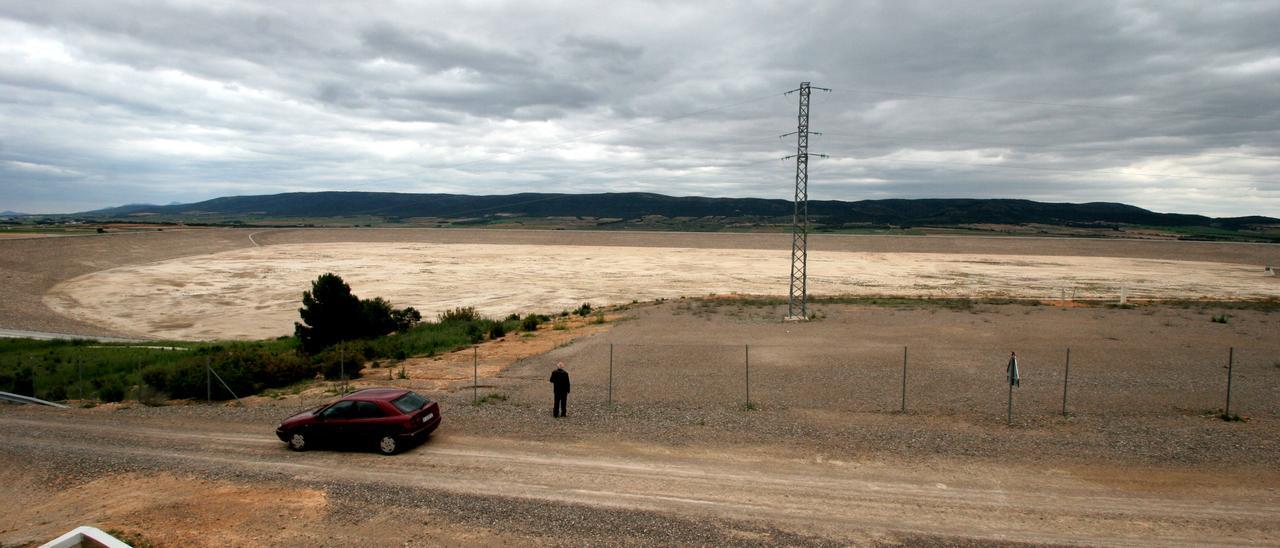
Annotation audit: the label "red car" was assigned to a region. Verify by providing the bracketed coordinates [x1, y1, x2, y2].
[276, 388, 441, 455]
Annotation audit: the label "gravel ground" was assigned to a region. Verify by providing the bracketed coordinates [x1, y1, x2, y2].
[85, 298, 1279, 470]
[1, 442, 843, 546]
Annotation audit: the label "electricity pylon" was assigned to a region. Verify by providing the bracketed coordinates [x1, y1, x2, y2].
[782, 81, 829, 321]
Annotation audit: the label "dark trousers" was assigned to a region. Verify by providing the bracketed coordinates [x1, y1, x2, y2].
[553, 391, 568, 417]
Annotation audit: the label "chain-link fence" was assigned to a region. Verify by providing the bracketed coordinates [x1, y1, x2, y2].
[484, 340, 1277, 421]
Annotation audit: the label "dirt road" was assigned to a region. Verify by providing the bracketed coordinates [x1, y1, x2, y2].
[3, 408, 1277, 546]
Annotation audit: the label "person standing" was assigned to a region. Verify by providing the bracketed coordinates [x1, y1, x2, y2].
[550, 362, 571, 418]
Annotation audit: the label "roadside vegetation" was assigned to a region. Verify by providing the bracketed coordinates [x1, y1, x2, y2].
[0, 273, 573, 404]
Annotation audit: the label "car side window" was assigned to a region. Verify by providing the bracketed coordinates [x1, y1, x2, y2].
[322, 400, 355, 419]
[355, 401, 385, 419]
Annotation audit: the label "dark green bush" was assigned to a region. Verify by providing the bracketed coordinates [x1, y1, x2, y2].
[313, 346, 366, 381]
[488, 322, 506, 339]
[99, 382, 125, 402]
[0, 366, 34, 396]
[575, 302, 593, 316]
[439, 306, 481, 323]
[465, 323, 483, 343]
[142, 346, 318, 400]
[521, 314, 545, 331]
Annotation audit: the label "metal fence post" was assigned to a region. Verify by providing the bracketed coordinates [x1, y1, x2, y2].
[473, 346, 478, 403]
[339, 343, 346, 395]
[608, 343, 613, 406]
[1062, 348, 1070, 416]
[745, 344, 751, 407]
[1007, 376, 1014, 426]
[206, 356, 211, 403]
[1225, 346, 1234, 417]
[900, 346, 908, 412]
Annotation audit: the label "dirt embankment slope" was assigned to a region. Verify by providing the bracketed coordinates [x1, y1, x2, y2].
[0, 229, 255, 336]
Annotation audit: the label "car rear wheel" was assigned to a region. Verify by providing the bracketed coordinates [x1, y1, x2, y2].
[377, 435, 399, 455]
[288, 432, 308, 451]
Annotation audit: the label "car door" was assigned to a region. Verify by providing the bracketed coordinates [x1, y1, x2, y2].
[349, 401, 389, 442]
[316, 400, 356, 442]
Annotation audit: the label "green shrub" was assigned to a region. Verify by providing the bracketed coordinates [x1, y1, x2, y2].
[314, 347, 365, 381]
[574, 302, 593, 316]
[521, 314, 543, 331]
[488, 322, 506, 339]
[0, 366, 34, 396]
[439, 307, 481, 323]
[465, 323, 483, 343]
[1211, 314, 1230, 324]
[99, 382, 125, 402]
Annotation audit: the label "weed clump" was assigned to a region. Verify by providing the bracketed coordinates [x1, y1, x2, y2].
[472, 392, 508, 406]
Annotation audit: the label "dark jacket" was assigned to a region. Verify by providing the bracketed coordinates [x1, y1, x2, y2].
[550, 368, 571, 394]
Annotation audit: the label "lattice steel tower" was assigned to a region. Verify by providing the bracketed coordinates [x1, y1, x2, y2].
[783, 81, 829, 321]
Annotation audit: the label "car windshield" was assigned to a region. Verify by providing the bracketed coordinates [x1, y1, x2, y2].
[392, 392, 428, 414]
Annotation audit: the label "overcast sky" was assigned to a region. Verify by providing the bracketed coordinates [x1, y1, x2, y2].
[2, 1, 1278, 216]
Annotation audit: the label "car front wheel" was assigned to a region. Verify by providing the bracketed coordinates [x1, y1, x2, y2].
[377, 435, 399, 455]
[288, 432, 308, 451]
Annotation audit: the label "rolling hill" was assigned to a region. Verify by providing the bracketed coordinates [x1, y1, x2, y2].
[78, 192, 1276, 231]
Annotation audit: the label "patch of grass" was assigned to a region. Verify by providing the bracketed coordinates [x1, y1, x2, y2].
[471, 392, 508, 406]
[741, 402, 760, 411]
[1211, 314, 1230, 324]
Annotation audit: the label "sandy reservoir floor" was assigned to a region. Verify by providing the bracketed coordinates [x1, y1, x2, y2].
[43, 242, 1279, 341]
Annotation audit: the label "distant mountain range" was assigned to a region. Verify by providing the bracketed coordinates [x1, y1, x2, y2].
[1, 211, 30, 216]
[78, 191, 1277, 230]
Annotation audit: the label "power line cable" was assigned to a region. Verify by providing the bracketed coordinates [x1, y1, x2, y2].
[826, 86, 1269, 121]
[338, 92, 789, 192]
[824, 155, 1269, 186]
[818, 131, 1280, 164]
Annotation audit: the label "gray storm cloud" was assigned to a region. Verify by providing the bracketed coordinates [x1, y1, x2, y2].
[0, 0, 1277, 216]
